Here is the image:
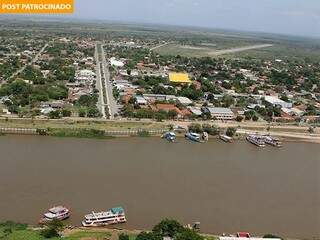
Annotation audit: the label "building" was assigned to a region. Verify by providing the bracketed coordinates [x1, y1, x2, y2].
[264, 96, 293, 109]
[110, 57, 124, 67]
[135, 96, 148, 105]
[169, 72, 192, 84]
[177, 96, 193, 106]
[204, 107, 235, 120]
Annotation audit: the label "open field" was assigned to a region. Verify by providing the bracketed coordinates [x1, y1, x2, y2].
[0, 117, 165, 131]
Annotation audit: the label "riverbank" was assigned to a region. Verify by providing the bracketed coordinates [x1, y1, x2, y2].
[0, 117, 319, 143]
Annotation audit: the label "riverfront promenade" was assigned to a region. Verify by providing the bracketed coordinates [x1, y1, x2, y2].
[0, 116, 319, 142]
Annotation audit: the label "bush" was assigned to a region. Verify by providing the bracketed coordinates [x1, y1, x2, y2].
[41, 227, 59, 238]
[119, 233, 130, 240]
[61, 109, 72, 117]
[137, 130, 150, 137]
[226, 127, 237, 137]
[48, 110, 61, 119]
[188, 123, 203, 133]
[202, 124, 219, 136]
[78, 108, 86, 117]
[252, 115, 259, 121]
[236, 115, 244, 122]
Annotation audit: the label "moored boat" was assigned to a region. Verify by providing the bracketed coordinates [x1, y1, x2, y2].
[246, 134, 265, 147]
[185, 132, 201, 142]
[82, 207, 126, 227]
[219, 134, 233, 143]
[39, 206, 70, 224]
[263, 135, 282, 147]
[162, 132, 176, 142]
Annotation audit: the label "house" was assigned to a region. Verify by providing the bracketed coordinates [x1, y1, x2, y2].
[204, 107, 235, 120]
[169, 72, 192, 84]
[188, 107, 202, 116]
[110, 57, 125, 67]
[135, 96, 148, 105]
[264, 96, 293, 109]
[177, 96, 193, 106]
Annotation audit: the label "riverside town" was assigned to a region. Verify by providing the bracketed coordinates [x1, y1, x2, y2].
[0, 1, 319, 240]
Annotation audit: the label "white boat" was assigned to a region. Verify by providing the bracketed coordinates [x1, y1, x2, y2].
[185, 132, 201, 142]
[246, 134, 265, 147]
[82, 207, 126, 227]
[220, 134, 233, 143]
[263, 135, 282, 147]
[39, 206, 70, 223]
[162, 132, 176, 142]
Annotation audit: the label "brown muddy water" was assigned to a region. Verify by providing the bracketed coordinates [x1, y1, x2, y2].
[0, 135, 319, 238]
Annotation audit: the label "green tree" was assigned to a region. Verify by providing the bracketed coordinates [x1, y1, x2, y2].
[119, 233, 130, 240]
[152, 219, 184, 238]
[176, 229, 204, 240]
[226, 127, 237, 137]
[188, 123, 203, 133]
[61, 109, 72, 117]
[48, 110, 61, 119]
[40, 219, 64, 239]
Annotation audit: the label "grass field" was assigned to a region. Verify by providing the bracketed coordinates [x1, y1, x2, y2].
[0, 222, 114, 240]
[0, 118, 166, 132]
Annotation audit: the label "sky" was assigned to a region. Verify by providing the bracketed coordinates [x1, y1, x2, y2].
[71, 0, 320, 37]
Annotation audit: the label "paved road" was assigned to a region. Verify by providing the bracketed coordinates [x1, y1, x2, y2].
[94, 43, 107, 119]
[100, 45, 119, 119]
[9, 43, 49, 80]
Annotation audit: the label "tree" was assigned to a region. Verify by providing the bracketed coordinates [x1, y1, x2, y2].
[168, 110, 178, 119]
[188, 123, 203, 133]
[226, 127, 237, 137]
[48, 110, 61, 119]
[152, 219, 184, 238]
[119, 233, 130, 240]
[136, 232, 161, 240]
[245, 110, 255, 120]
[40, 219, 64, 239]
[202, 124, 219, 136]
[252, 115, 259, 122]
[236, 115, 244, 122]
[176, 229, 204, 240]
[61, 109, 71, 117]
[78, 108, 86, 117]
[87, 107, 100, 118]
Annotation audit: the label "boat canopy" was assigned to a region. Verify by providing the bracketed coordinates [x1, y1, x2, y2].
[111, 207, 124, 214]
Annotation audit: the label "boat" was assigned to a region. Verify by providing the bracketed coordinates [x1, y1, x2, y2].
[219, 134, 233, 143]
[39, 206, 70, 224]
[162, 132, 176, 142]
[263, 135, 282, 147]
[185, 132, 201, 142]
[82, 207, 126, 227]
[246, 134, 265, 147]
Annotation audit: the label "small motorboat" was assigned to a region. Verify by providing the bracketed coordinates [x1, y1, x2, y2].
[185, 132, 201, 142]
[162, 132, 176, 142]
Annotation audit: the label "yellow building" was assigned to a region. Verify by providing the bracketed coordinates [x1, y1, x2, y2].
[169, 72, 192, 84]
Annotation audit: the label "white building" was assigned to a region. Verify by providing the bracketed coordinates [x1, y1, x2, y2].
[110, 57, 125, 67]
[264, 96, 293, 109]
[177, 96, 193, 106]
[135, 96, 148, 105]
[205, 107, 235, 120]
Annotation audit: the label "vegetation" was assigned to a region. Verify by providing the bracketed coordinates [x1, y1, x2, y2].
[40, 219, 64, 238]
[47, 128, 111, 139]
[226, 127, 237, 137]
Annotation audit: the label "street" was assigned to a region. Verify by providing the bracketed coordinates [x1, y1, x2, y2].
[94, 43, 107, 119]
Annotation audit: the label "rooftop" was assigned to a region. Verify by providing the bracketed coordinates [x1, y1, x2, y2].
[169, 72, 191, 84]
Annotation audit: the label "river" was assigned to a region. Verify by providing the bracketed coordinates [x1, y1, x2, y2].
[0, 136, 319, 238]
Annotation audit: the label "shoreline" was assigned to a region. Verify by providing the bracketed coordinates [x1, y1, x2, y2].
[0, 117, 319, 143]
